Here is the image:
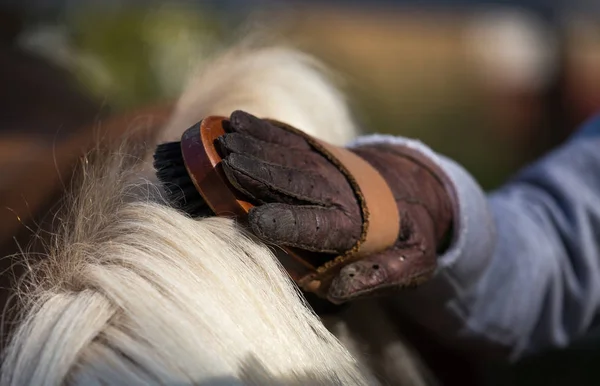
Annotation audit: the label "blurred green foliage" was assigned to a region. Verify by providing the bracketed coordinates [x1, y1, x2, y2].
[66, 5, 224, 110]
[38, 4, 521, 190]
[350, 81, 518, 190]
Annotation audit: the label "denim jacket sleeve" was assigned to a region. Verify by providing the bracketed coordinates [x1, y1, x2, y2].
[347, 114, 600, 361]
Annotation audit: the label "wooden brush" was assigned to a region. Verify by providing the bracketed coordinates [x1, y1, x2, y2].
[153, 116, 399, 296]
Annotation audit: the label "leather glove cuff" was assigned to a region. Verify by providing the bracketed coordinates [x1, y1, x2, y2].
[350, 143, 454, 252]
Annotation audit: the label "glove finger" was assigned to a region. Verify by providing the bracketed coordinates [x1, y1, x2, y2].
[217, 132, 329, 171]
[326, 246, 436, 304]
[226, 110, 311, 150]
[222, 153, 353, 207]
[248, 203, 361, 254]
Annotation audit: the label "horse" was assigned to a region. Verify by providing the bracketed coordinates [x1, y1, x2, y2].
[0, 42, 434, 385]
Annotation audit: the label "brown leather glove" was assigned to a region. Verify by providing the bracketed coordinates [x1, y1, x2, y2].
[218, 110, 453, 304]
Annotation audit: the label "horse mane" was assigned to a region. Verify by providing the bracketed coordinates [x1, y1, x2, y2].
[0, 43, 378, 385]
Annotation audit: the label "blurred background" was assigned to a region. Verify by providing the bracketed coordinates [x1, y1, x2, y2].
[4, 0, 600, 188]
[1, 1, 600, 385]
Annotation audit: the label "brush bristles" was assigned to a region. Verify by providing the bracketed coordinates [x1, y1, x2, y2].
[153, 142, 211, 217]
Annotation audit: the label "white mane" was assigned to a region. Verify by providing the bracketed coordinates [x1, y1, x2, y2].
[1, 43, 377, 385]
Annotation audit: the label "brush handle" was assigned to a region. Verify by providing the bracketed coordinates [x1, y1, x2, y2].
[180, 117, 325, 291]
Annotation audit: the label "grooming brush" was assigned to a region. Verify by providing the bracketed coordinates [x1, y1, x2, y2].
[153, 116, 399, 296]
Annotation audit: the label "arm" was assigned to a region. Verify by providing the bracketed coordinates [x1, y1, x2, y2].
[216, 110, 600, 360]
[348, 115, 600, 360]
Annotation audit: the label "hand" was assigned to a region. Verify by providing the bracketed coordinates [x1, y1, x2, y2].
[218, 111, 453, 304]
[217, 111, 362, 254]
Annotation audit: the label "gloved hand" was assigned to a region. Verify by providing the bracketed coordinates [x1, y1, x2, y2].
[218, 110, 453, 304]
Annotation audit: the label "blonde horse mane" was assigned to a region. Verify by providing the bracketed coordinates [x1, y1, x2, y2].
[0, 43, 377, 385]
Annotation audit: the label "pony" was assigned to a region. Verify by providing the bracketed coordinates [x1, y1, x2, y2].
[1, 42, 433, 385]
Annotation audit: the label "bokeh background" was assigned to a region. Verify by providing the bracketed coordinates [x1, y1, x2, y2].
[1, 1, 600, 385]
[5, 0, 600, 189]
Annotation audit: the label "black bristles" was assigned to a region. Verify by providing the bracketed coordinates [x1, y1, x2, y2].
[153, 141, 212, 217]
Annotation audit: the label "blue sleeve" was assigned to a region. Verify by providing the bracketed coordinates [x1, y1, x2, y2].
[348, 114, 600, 361]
